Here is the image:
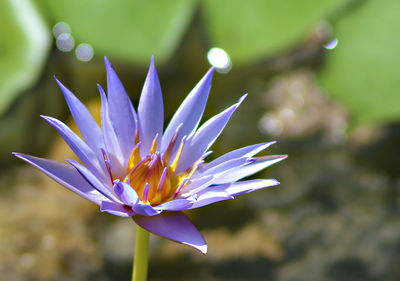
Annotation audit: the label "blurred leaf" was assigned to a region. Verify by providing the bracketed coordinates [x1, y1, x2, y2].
[41, 0, 197, 64]
[319, 0, 400, 124]
[201, 0, 347, 65]
[0, 0, 51, 114]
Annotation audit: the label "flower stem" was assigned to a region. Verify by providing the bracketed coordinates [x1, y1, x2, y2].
[132, 225, 150, 281]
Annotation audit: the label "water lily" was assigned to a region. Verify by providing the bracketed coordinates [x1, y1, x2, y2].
[13, 57, 285, 280]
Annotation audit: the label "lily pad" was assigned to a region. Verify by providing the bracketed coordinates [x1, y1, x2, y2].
[319, 0, 400, 125]
[40, 0, 197, 64]
[0, 0, 50, 114]
[201, 0, 347, 65]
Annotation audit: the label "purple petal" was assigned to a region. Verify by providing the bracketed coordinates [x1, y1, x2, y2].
[181, 158, 252, 196]
[133, 212, 207, 254]
[195, 157, 254, 178]
[54, 78, 104, 154]
[113, 181, 139, 205]
[201, 141, 276, 171]
[41, 115, 106, 181]
[155, 199, 193, 211]
[132, 203, 161, 216]
[212, 155, 287, 185]
[209, 179, 280, 197]
[188, 190, 233, 209]
[66, 159, 119, 203]
[161, 68, 215, 154]
[179, 175, 215, 198]
[12, 153, 105, 205]
[101, 201, 135, 217]
[104, 57, 137, 157]
[138, 56, 164, 156]
[176, 95, 247, 174]
[98, 85, 125, 177]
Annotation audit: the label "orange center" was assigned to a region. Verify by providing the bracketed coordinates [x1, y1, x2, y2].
[107, 130, 200, 206]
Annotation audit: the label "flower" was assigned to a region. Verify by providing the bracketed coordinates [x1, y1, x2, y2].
[13, 57, 286, 254]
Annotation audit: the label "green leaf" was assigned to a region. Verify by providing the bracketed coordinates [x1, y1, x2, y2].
[319, 0, 400, 124]
[41, 0, 197, 64]
[0, 0, 51, 114]
[201, 0, 347, 65]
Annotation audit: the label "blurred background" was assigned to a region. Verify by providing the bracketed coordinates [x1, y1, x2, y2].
[1, 0, 399, 280]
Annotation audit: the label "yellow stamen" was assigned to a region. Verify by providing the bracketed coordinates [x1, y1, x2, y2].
[115, 133, 205, 205]
[170, 137, 186, 174]
[127, 143, 141, 171]
[150, 135, 158, 154]
[134, 127, 139, 145]
[164, 135, 178, 163]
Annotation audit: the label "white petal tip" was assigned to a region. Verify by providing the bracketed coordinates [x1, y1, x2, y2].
[183, 243, 208, 255]
[238, 94, 248, 103]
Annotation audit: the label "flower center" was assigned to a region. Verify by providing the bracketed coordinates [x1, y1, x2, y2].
[106, 129, 201, 206]
[125, 152, 176, 205]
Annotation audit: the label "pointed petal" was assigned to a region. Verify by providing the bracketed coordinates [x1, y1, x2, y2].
[113, 181, 139, 205]
[188, 190, 233, 209]
[66, 159, 119, 203]
[104, 57, 137, 157]
[176, 95, 247, 174]
[41, 115, 106, 180]
[138, 56, 163, 156]
[179, 175, 215, 197]
[99, 85, 125, 176]
[201, 141, 276, 171]
[212, 155, 287, 185]
[133, 212, 207, 254]
[101, 201, 135, 217]
[12, 153, 105, 205]
[54, 78, 104, 153]
[161, 68, 215, 153]
[208, 179, 280, 197]
[181, 158, 253, 197]
[195, 157, 254, 179]
[155, 199, 193, 211]
[132, 203, 161, 216]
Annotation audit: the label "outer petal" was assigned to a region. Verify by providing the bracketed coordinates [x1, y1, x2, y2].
[138, 56, 163, 156]
[209, 179, 280, 197]
[101, 201, 135, 217]
[200, 141, 276, 171]
[41, 115, 106, 181]
[104, 57, 137, 157]
[161, 68, 215, 154]
[188, 190, 233, 209]
[133, 212, 207, 254]
[12, 153, 105, 205]
[212, 155, 287, 185]
[179, 175, 215, 197]
[155, 198, 193, 211]
[113, 181, 139, 205]
[176, 95, 247, 174]
[132, 204, 161, 216]
[195, 157, 254, 179]
[99, 85, 125, 177]
[54, 78, 104, 154]
[66, 159, 119, 203]
[181, 158, 253, 196]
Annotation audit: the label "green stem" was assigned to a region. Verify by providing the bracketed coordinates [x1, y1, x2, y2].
[132, 225, 150, 281]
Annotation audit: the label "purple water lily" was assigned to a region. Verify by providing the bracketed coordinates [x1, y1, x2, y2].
[13, 57, 286, 254]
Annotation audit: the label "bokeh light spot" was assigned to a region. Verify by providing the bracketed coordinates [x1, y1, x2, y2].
[207, 47, 232, 73]
[56, 33, 75, 52]
[324, 38, 338, 50]
[52, 22, 71, 38]
[75, 43, 94, 62]
[258, 114, 284, 136]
